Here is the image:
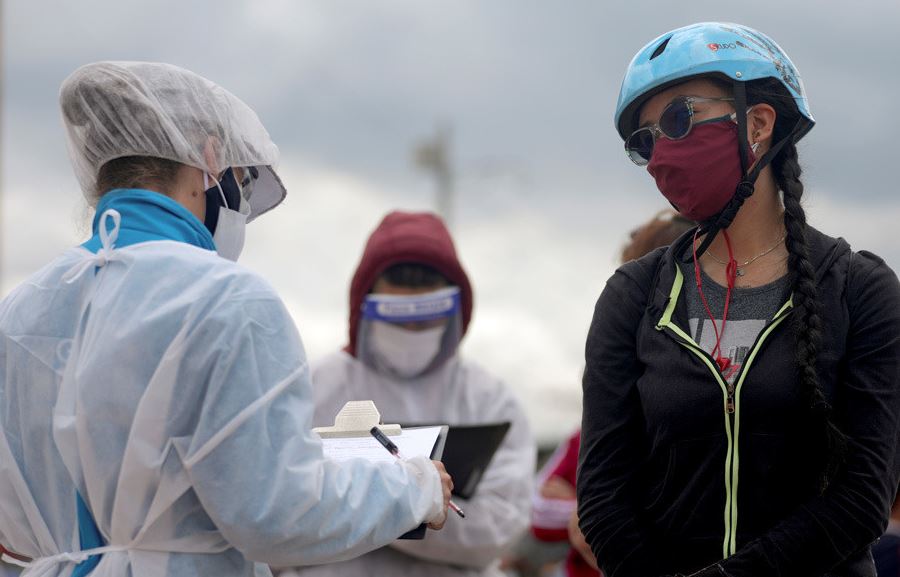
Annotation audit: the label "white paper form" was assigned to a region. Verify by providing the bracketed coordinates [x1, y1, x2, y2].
[319, 426, 443, 463]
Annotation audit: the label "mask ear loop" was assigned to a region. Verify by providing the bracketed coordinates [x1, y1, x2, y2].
[204, 172, 230, 209]
[693, 228, 738, 379]
[202, 171, 230, 236]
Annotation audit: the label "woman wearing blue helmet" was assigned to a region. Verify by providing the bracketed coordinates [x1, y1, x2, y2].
[577, 23, 900, 577]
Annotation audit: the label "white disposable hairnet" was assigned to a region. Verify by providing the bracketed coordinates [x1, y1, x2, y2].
[59, 61, 286, 220]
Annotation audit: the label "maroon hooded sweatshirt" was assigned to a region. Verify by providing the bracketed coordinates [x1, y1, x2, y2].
[346, 211, 474, 357]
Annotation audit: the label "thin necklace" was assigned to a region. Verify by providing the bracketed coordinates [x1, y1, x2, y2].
[705, 233, 786, 277]
[734, 253, 790, 287]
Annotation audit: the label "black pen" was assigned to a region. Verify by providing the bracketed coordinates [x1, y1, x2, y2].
[370, 426, 465, 519]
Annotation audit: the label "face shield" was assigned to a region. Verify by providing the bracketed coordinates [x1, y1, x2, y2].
[59, 61, 286, 219]
[357, 287, 463, 380]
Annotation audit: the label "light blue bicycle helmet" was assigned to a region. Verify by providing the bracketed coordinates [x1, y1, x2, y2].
[615, 22, 815, 257]
[615, 22, 814, 142]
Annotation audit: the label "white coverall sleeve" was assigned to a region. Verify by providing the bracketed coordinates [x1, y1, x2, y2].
[390, 380, 536, 568]
[174, 291, 443, 567]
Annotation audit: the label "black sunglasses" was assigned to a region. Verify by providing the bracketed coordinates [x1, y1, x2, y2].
[219, 166, 260, 198]
[625, 96, 735, 166]
[239, 166, 259, 198]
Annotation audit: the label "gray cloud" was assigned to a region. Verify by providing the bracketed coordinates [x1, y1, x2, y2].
[6, 1, 899, 193]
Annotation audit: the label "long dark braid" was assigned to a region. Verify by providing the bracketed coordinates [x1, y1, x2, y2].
[748, 79, 847, 491]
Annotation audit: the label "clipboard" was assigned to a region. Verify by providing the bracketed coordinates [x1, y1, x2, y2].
[400, 421, 511, 499]
[314, 401, 448, 539]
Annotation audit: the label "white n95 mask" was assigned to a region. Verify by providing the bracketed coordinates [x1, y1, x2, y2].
[204, 171, 251, 261]
[369, 322, 446, 379]
[213, 199, 249, 262]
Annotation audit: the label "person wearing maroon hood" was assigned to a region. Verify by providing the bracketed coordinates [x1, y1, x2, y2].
[285, 211, 536, 577]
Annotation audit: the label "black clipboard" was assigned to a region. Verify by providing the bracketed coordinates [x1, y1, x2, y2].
[400, 421, 511, 500]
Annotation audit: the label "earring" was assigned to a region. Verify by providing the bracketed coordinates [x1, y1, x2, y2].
[751, 141, 760, 154]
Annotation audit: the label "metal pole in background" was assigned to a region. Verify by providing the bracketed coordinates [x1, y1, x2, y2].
[413, 124, 455, 230]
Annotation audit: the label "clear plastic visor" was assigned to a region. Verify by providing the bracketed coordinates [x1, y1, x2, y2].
[357, 286, 463, 380]
[238, 165, 286, 221]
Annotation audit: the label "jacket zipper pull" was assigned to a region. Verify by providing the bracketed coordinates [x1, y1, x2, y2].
[725, 383, 736, 414]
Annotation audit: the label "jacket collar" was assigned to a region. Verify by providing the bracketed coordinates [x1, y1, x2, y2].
[647, 225, 851, 321]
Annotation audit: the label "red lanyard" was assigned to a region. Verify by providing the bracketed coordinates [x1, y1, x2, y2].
[693, 229, 738, 379]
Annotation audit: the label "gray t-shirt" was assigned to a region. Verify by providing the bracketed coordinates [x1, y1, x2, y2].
[678, 263, 791, 383]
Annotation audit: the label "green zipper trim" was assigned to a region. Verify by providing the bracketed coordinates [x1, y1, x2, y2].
[725, 296, 793, 554]
[655, 266, 794, 558]
[657, 266, 683, 327]
[655, 267, 735, 557]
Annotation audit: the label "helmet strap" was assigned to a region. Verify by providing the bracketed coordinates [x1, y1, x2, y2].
[688, 82, 804, 261]
[735, 82, 752, 177]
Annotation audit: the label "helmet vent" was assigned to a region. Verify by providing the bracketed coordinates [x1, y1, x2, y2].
[649, 36, 672, 60]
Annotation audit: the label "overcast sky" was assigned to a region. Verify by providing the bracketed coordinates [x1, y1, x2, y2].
[3, 0, 899, 444]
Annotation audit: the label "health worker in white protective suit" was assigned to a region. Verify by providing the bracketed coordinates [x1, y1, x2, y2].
[278, 211, 537, 577]
[0, 61, 452, 577]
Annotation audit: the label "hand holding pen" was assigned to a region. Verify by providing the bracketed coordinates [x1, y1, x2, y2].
[370, 426, 466, 520]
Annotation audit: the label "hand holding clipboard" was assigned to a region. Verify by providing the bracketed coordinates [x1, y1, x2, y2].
[370, 426, 465, 518]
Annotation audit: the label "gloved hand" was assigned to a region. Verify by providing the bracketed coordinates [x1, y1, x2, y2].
[426, 460, 454, 530]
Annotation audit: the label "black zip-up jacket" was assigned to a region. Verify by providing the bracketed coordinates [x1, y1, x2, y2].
[577, 226, 900, 577]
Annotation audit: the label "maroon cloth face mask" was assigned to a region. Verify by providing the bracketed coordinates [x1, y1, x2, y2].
[647, 120, 755, 222]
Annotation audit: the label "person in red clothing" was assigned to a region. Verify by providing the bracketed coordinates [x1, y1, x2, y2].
[533, 431, 597, 577]
[530, 210, 693, 577]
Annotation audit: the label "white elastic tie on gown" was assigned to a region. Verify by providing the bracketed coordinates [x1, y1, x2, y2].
[15, 528, 231, 575]
[2, 553, 30, 568]
[19, 544, 130, 577]
[62, 209, 122, 284]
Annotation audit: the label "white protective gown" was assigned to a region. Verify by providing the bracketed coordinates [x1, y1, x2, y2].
[0, 233, 442, 577]
[283, 351, 536, 577]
